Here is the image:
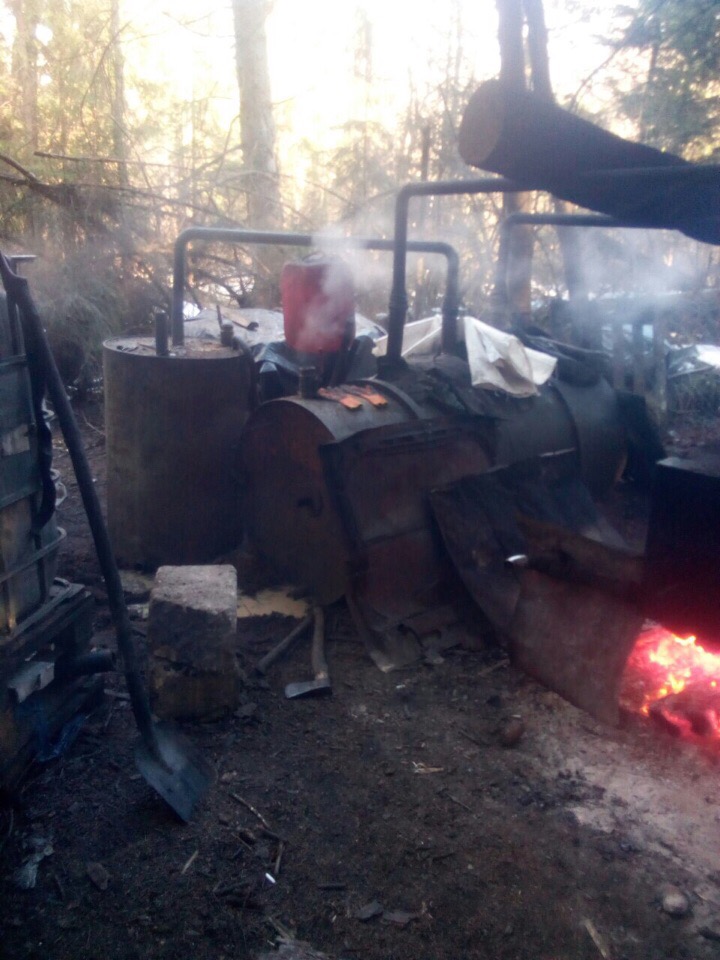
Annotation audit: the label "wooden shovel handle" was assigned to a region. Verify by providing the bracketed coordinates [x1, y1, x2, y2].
[310, 606, 328, 681]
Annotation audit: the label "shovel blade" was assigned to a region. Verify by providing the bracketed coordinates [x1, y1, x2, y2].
[284, 679, 332, 699]
[134, 723, 215, 822]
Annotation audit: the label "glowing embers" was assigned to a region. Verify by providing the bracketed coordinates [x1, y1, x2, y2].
[621, 625, 720, 741]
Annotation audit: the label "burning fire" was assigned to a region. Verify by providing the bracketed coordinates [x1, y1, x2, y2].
[621, 625, 720, 741]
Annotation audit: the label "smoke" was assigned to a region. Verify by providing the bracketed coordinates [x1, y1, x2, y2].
[310, 222, 472, 328]
[579, 227, 713, 299]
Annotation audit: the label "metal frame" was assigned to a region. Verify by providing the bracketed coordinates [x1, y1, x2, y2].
[171, 227, 460, 349]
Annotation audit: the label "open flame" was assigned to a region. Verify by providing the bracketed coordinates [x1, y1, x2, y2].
[621, 625, 720, 741]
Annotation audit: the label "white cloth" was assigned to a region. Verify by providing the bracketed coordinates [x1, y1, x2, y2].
[463, 316, 557, 397]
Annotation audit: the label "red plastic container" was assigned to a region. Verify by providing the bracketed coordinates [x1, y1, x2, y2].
[281, 256, 355, 354]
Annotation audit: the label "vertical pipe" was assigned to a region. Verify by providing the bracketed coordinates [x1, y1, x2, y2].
[440, 246, 460, 353]
[171, 235, 187, 346]
[155, 310, 169, 357]
[652, 306, 667, 422]
[632, 316, 646, 396]
[386, 178, 520, 365]
[612, 313, 625, 390]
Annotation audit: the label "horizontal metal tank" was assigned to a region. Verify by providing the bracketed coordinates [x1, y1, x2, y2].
[104, 337, 252, 569]
[240, 375, 626, 608]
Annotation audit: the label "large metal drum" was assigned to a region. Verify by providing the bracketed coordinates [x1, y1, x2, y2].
[104, 337, 252, 568]
[240, 376, 626, 608]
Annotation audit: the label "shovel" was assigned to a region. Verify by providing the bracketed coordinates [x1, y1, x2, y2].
[285, 606, 332, 698]
[0, 252, 214, 822]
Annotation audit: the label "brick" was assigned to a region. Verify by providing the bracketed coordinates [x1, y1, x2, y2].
[147, 565, 240, 721]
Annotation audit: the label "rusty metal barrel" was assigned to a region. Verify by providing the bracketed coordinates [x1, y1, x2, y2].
[104, 337, 252, 569]
[240, 376, 626, 606]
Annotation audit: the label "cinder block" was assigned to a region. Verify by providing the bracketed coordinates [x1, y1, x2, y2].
[148, 565, 240, 721]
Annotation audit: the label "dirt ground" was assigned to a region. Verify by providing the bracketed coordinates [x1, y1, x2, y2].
[2, 404, 720, 960]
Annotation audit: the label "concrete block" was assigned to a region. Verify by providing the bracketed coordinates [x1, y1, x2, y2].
[147, 565, 240, 721]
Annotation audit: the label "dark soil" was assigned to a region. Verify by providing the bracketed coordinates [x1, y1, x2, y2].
[2, 403, 720, 960]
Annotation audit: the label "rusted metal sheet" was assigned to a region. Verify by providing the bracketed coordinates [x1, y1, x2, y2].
[322, 417, 492, 625]
[430, 461, 644, 724]
[240, 390, 413, 604]
[509, 570, 643, 725]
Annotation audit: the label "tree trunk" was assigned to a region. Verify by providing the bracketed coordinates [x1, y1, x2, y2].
[10, 0, 41, 239]
[110, 0, 129, 190]
[11, 0, 40, 155]
[523, 0, 589, 316]
[493, 0, 532, 328]
[231, 0, 281, 230]
[523, 0, 551, 99]
[232, 0, 282, 305]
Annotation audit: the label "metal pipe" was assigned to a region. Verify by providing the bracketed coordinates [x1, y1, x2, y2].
[386, 177, 521, 363]
[154, 310, 169, 357]
[171, 227, 460, 348]
[502, 213, 622, 231]
[385, 165, 720, 364]
[570, 165, 720, 184]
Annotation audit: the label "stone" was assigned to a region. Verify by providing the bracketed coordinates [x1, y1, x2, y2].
[86, 861, 110, 891]
[148, 565, 240, 721]
[660, 885, 691, 918]
[499, 716, 525, 748]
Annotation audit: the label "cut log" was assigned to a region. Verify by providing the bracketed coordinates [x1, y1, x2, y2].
[458, 79, 720, 246]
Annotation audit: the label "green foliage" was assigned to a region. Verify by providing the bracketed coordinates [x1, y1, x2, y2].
[613, 0, 720, 158]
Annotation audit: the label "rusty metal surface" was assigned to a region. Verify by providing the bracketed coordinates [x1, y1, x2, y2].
[240, 391, 411, 604]
[242, 364, 628, 630]
[509, 570, 643, 725]
[322, 417, 492, 625]
[430, 475, 523, 630]
[430, 461, 643, 723]
[104, 337, 252, 568]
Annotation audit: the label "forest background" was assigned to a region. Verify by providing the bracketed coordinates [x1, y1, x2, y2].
[0, 0, 718, 385]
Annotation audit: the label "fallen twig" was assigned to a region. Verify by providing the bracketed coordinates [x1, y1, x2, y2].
[477, 658, 510, 677]
[437, 787, 475, 816]
[583, 918, 611, 959]
[230, 792, 272, 830]
[266, 916, 295, 940]
[80, 411, 105, 437]
[457, 728, 490, 748]
[273, 840, 285, 876]
[180, 849, 199, 875]
[53, 870, 65, 900]
[105, 689, 130, 701]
